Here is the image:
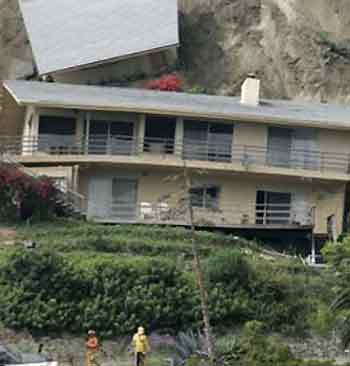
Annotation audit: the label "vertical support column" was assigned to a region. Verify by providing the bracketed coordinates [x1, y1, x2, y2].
[175, 117, 184, 158]
[85, 112, 90, 155]
[138, 114, 146, 155]
[311, 231, 316, 265]
[22, 106, 33, 155]
[76, 111, 85, 153]
[31, 108, 39, 154]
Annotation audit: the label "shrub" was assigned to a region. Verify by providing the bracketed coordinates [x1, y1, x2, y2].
[0, 163, 59, 221]
[0, 249, 200, 335]
[146, 74, 183, 92]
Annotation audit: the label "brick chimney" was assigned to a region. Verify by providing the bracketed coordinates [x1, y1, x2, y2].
[241, 74, 260, 106]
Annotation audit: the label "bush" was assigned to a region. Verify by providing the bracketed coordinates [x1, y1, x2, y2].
[0, 163, 59, 221]
[146, 74, 183, 91]
[0, 249, 200, 335]
[205, 251, 312, 335]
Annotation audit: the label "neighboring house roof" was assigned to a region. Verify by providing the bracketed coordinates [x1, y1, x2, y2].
[4, 80, 350, 131]
[18, 0, 179, 76]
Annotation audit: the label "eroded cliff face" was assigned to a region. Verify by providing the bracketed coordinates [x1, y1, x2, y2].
[0, 0, 33, 80]
[178, 0, 350, 102]
[2, 0, 350, 102]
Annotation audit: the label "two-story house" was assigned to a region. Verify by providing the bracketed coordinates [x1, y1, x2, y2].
[1, 77, 350, 243]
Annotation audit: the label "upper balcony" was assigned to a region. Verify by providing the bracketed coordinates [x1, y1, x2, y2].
[1, 133, 349, 181]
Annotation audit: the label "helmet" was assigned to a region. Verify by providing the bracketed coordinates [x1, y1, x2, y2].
[137, 326, 145, 335]
[88, 330, 96, 336]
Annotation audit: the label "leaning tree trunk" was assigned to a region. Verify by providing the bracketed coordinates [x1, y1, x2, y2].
[183, 166, 215, 360]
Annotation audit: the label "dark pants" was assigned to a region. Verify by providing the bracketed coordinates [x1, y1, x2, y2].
[135, 352, 146, 366]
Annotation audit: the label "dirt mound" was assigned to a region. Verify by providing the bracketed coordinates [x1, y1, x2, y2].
[0, 227, 17, 245]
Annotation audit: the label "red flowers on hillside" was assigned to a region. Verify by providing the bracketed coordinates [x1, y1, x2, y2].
[146, 74, 183, 92]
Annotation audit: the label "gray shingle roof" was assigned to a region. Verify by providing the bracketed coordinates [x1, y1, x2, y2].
[19, 0, 179, 75]
[4, 80, 350, 130]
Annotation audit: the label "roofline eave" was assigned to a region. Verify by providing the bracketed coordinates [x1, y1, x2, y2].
[9, 99, 350, 132]
[37, 43, 180, 77]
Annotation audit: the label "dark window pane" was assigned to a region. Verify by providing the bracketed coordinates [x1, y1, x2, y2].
[205, 186, 220, 208]
[39, 116, 76, 135]
[190, 187, 204, 207]
[90, 121, 108, 135]
[110, 122, 133, 136]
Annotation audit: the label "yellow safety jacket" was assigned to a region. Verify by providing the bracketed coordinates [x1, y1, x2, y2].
[133, 333, 150, 353]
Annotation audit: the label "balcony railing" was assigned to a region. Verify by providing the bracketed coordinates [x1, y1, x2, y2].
[88, 201, 314, 227]
[0, 135, 349, 174]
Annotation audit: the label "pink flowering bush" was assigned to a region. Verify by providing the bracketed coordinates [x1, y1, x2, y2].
[0, 163, 60, 221]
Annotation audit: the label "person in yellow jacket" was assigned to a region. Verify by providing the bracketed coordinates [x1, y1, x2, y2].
[86, 330, 99, 366]
[132, 326, 151, 366]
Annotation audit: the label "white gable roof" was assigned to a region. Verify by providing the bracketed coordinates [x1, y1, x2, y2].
[19, 0, 179, 76]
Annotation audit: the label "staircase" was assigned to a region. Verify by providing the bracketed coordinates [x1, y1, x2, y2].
[0, 153, 87, 218]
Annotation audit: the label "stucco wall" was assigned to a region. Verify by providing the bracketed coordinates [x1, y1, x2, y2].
[78, 165, 345, 236]
[233, 122, 267, 146]
[318, 129, 350, 154]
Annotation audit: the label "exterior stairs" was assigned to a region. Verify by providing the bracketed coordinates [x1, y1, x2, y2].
[0, 153, 87, 218]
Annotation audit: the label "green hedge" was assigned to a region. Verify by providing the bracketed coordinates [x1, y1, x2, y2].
[0, 247, 316, 336]
[0, 249, 200, 335]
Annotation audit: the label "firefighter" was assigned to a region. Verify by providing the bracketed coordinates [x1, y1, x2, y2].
[86, 330, 99, 366]
[132, 326, 150, 366]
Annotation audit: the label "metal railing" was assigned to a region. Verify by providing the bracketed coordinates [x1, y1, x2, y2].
[1, 134, 349, 174]
[88, 201, 314, 227]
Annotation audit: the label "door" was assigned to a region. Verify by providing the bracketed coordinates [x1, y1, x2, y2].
[88, 176, 111, 220]
[89, 121, 108, 154]
[291, 192, 311, 225]
[110, 121, 134, 155]
[267, 127, 292, 168]
[111, 178, 138, 220]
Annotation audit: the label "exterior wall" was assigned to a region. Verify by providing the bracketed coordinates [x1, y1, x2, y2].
[53, 48, 178, 85]
[233, 122, 267, 146]
[312, 181, 346, 236]
[78, 165, 346, 236]
[318, 129, 350, 154]
[0, 89, 25, 136]
[27, 165, 75, 187]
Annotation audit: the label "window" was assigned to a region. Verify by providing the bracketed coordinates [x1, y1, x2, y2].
[183, 120, 233, 162]
[38, 115, 76, 153]
[144, 115, 176, 154]
[88, 120, 134, 155]
[256, 190, 291, 225]
[190, 186, 220, 209]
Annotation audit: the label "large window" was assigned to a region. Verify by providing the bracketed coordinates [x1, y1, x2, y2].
[183, 120, 233, 162]
[88, 120, 134, 155]
[38, 115, 76, 153]
[144, 115, 176, 154]
[267, 127, 319, 169]
[256, 190, 291, 225]
[190, 185, 220, 209]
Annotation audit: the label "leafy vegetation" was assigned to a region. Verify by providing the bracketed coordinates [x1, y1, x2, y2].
[0, 163, 60, 221]
[0, 220, 332, 338]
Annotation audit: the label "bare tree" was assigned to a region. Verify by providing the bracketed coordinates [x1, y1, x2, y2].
[161, 164, 215, 360]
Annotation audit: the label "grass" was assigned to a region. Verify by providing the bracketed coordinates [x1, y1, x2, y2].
[13, 219, 259, 258]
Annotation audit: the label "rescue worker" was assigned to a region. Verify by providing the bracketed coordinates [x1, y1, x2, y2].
[132, 326, 150, 366]
[86, 330, 99, 366]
